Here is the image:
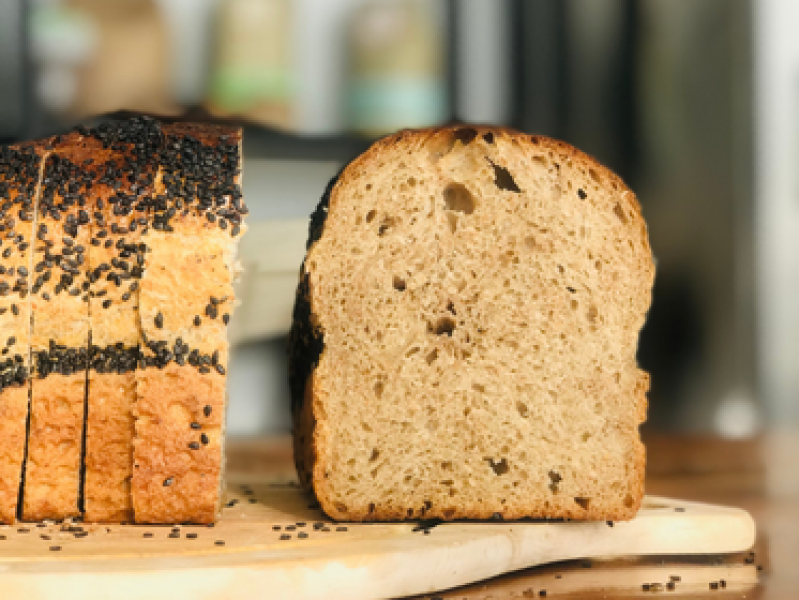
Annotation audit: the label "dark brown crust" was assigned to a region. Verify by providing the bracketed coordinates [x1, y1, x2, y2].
[289, 125, 653, 522]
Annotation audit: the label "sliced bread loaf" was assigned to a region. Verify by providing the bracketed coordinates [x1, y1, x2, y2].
[289, 126, 654, 522]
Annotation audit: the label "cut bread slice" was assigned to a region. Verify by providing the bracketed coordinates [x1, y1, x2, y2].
[83, 118, 163, 523]
[289, 126, 654, 522]
[24, 132, 94, 521]
[0, 142, 47, 524]
[132, 123, 245, 524]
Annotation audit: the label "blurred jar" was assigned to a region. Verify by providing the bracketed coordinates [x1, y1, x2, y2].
[208, 0, 293, 129]
[345, 0, 448, 136]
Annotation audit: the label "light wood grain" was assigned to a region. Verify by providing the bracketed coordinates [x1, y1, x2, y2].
[0, 473, 754, 600]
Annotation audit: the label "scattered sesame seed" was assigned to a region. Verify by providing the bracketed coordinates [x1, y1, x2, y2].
[186, 533, 198, 539]
[215, 540, 225, 546]
[710, 582, 718, 590]
[49, 546, 61, 552]
[201, 433, 209, 445]
[188, 441, 200, 450]
[279, 534, 290, 541]
[298, 532, 308, 539]
[204, 405, 212, 417]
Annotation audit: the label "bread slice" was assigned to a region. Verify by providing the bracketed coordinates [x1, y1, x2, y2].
[132, 123, 245, 523]
[83, 118, 163, 522]
[0, 143, 47, 524]
[23, 132, 94, 521]
[289, 126, 654, 522]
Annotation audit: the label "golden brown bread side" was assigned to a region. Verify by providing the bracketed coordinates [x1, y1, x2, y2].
[0, 143, 46, 524]
[290, 125, 654, 522]
[132, 122, 244, 523]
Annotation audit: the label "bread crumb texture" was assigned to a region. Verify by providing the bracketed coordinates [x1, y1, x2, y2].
[291, 126, 655, 522]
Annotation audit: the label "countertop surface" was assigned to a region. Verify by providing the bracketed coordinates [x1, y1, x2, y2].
[226, 430, 799, 599]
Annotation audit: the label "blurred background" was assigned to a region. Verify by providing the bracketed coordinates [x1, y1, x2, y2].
[0, 0, 796, 438]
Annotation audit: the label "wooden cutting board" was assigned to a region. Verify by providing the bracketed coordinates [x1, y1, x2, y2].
[0, 478, 755, 600]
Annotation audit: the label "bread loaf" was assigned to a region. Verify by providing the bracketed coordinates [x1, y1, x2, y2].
[289, 126, 654, 522]
[0, 117, 244, 523]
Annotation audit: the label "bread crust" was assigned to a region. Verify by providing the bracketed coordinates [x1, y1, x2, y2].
[290, 125, 654, 522]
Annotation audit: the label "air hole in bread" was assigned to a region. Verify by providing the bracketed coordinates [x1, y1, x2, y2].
[407, 177, 417, 187]
[365, 210, 376, 223]
[443, 508, 456, 518]
[425, 348, 438, 364]
[587, 305, 598, 322]
[581, 432, 591, 442]
[392, 275, 406, 291]
[472, 383, 485, 394]
[369, 448, 380, 462]
[454, 127, 478, 145]
[443, 182, 475, 214]
[482, 132, 495, 144]
[624, 494, 635, 508]
[548, 470, 562, 493]
[334, 501, 347, 513]
[378, 216, 396, 236]
[516, 401, 529, 418]
[533, 155, 548, 167]
[374, 381, 384, 398]
[489, 161, 522, 193]
[405, 346, 420, 358]
[368, 502, 376, 513]
[574, 497, 590, 510]
[446, 211, 458, 233]
[613, 203, 628, 223]
[486, 458, 509, 476]
[589, 168, 601, 183]
[430, 316, 455, 336]
[361, 422, 373, 432]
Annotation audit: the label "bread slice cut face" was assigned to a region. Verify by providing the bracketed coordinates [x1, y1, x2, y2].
[290, 126, 655, 521]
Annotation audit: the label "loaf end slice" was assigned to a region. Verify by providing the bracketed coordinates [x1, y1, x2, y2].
[290, 126, 654, 522]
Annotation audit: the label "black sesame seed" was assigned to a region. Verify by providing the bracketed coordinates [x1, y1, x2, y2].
[168, 532, 180, 539]
[298, 532, 308, 539]
[154, 312, 164, 328]
[272, 526, 281, 531]
[193, 316, 201, 326]
[186, 533, 198, 539]
[214, 363, 225, 375]
[163, 477, 173, 487]
[190, 422, 201, 430]
[143, 532, 153, 538]
[214, 540, 225, 546]
[201, 433, 209, 445]
[188, 441, 200, 450]
[49, 546, 61, 552]
[204, 405, 212, 417]
[336, 527, 347, 532]
[222, 313, 230, 325]
[279, 534, 290, 540]
[710, 582, 718, 590]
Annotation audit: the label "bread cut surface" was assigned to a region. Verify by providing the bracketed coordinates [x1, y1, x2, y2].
[290, 126, 654, 522]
